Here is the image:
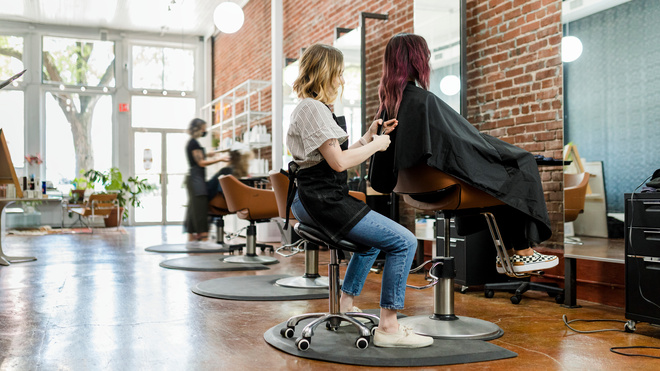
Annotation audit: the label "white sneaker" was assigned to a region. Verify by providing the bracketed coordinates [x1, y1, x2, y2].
[373, 325, 434, 348]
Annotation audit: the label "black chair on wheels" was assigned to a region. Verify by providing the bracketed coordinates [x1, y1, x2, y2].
[279, 222, 380, 351]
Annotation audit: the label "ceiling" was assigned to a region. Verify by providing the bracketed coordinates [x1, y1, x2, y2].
[0, 0, 248, 38]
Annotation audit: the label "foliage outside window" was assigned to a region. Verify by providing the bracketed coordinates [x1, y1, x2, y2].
[42, 36, 115, 87]
[0, 35, 24, 81]
[132, 45, 194, 91]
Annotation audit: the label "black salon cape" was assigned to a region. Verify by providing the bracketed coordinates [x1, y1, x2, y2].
[370, 82, 552, 243]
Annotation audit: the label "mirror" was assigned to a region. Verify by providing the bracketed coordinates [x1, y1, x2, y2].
[415, 0, 465, 115]
[563, 0, 659, 241]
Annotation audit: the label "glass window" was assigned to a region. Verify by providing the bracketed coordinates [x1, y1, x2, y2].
[0, 35, 25, 82]
[45, 92, 112, 194]
[131, 96, 196, 129]
[132, 45, 194, 91]
[42, 36, 115, 87]
[0, 91, 24, 168]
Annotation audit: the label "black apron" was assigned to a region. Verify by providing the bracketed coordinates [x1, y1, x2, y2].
[285, 114, 370, 243]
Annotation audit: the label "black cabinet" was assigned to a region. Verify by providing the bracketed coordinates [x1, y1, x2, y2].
[434, 218, 504, 289]
[624, 193, 660, 326]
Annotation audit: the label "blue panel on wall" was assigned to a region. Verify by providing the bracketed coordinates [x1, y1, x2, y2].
[565, 0, 660, 213]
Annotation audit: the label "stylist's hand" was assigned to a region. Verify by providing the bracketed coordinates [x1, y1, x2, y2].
[368, 118, 398, 136]
[371, 134, 391, 152]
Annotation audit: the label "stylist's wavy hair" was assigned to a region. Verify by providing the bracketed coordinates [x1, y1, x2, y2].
[188, 118, 206, 139]
[376, 33, 431, 120]
[293, 44, 344, 105]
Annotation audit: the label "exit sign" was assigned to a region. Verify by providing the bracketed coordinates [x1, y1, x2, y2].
[119, 103, 129, 112]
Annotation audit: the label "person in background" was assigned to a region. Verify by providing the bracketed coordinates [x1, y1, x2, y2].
[286, 43, 434, 348]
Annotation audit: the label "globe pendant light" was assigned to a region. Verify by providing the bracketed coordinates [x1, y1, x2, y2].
[561, 36, 583, 63]
[214, 2, 244, 34]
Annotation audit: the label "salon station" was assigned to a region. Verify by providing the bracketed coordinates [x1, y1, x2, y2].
[1, 0, 659, 369]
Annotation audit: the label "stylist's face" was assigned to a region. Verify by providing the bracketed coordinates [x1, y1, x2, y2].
[332, 68, 345, 95]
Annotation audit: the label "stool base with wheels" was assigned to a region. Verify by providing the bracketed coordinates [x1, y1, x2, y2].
[279, 223, 379, 351]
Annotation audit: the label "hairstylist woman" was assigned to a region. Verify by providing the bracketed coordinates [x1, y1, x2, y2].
[286, 44, 433, 348]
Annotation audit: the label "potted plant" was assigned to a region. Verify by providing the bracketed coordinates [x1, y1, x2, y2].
[70, 169, 90, 204]
[85, 168, 156, 227]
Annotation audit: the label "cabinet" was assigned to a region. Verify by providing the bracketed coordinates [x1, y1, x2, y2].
[624, 192, 660, 327]
[426, 217, 504, 289]
[200, 80, 272, 175]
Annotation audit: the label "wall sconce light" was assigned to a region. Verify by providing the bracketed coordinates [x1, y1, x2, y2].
[562, 36, 583, 63]
[214, 2, 244, 34]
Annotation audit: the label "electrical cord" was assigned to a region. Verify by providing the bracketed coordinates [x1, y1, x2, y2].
[628, 175, 660, 311]
[610, 346, 660, 359]
[562, 314, 627, 334]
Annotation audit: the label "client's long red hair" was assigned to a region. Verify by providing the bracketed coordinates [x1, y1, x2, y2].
[376, 33, 431, 120]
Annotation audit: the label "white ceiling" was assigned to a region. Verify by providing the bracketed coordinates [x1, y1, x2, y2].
[0, 0, 248, 38]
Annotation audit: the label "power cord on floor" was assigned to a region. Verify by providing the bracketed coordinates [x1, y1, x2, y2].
[563, 315, 660, 359]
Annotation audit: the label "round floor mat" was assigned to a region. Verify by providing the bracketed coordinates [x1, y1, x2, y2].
[145, 243, 238, 253]
[191, 274, 329, 301]
[264, 317, 516, 367]
[159, 255, 269, 271]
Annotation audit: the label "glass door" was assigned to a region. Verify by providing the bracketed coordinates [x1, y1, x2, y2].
[133, 130, 188, 224]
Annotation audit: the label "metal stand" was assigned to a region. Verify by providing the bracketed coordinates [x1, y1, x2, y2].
[276, 243, 329, 288]
[224, 224, 278, 265]
[398, 212, 503, 340]
[212, 216, 244, 253]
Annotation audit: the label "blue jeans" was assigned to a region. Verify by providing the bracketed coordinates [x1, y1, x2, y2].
[291, 193, 417, 310]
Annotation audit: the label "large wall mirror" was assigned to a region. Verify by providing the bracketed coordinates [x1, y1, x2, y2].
[563, 0, 660, 240]
[415, 0, 466, 116]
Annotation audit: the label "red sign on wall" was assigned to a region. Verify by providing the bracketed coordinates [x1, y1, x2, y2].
[119, 103, 129, 112]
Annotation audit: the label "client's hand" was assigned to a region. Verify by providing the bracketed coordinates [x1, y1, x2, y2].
[368, 118, 398, 136]
[372, 135, 391, 152]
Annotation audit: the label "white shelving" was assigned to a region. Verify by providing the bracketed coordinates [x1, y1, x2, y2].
[201, 79, 272, 151]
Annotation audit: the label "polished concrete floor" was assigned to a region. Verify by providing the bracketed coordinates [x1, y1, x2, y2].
[1, 226, 659, 370]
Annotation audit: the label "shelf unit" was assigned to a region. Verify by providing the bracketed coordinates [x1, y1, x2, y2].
[200, 79, 272, 151]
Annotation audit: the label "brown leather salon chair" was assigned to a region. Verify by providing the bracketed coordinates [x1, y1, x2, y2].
[393, 163, 561, 338]
[218, 175, 279, 265]
[563, 172, 590, 245]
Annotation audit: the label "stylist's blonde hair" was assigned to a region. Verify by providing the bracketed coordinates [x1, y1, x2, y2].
[293, 44, 344, 104]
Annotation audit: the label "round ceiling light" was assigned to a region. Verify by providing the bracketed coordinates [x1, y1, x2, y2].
[213, 2, 244, 34]
[440, 75, 461, 96]
[562, 36, 583, 63]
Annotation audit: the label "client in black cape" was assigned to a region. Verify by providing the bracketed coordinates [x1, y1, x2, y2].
[370, 33, 558, 273]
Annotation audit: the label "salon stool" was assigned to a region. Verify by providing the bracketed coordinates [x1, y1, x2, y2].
[279, 223, 379, 351]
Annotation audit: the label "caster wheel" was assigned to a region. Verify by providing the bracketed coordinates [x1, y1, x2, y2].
[295, 337, 311, 351]
[460, 286, 469, 294]
[355, 337, 370, 349]
[484, 289, 494, 298]
[260, 247, 265, 252]
[370, 326, 378, 336]
[326, 321, 339, 331]
[280, 327, 295, 339]
[624, 320, 637, 333]
[555, 294, 565, 304]
[510, 295, 521, 304]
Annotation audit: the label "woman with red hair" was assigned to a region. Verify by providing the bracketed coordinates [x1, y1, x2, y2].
[371, 33, 558, 273]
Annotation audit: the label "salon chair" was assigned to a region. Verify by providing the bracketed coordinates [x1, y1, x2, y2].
[563, 172, 590, 245]
[218, 175, 278, 265]
[393, 163, 516, 339]
[268, 170, 367, 288]
[207, 193, 244, 253]
[279, 222, 379, 351]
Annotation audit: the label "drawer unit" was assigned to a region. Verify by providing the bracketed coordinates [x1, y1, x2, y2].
[624, 193, 660, 326]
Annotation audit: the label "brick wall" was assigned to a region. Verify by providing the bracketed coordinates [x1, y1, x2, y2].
[465, 0, 564, 248]
[212, 0, 564, 247]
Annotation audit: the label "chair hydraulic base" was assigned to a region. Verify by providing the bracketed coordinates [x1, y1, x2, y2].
[275, 243, 329, 289]
[212, 216, 244, 254]
[224, 224, 279, 265]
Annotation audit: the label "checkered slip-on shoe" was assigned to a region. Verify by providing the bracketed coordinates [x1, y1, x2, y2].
[496, 250, 558, 274]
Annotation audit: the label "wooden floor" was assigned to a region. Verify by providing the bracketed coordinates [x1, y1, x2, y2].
[1, 226, 659, 370]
